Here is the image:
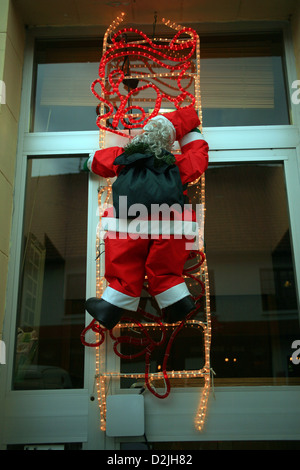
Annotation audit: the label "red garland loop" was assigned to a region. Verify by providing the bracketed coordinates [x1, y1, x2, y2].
[81, 250, 206, 400]
[80, 319, 106, 348]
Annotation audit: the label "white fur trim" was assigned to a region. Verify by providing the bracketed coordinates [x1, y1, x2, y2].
[155, 283, 190, 309]
[180, 131, 204, 148]
[87, 152, 95, 171]
[102, 286, 140, 311]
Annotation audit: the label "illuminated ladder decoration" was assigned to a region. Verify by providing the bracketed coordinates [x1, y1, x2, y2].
[89, 13, 211, 432]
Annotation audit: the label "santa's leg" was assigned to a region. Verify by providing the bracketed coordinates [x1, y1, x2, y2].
[85, 233, 149, 329]
[146, 236, 196, 323]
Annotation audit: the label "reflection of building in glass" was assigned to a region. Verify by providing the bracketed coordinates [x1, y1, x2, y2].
[13, 157, 88, 390]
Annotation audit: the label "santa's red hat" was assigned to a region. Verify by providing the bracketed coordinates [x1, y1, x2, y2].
[149, 105, 201, 143]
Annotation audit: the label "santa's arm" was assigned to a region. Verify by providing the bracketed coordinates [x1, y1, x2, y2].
[160, 105, 208, 184]
[175, 129, 209, 185]
[86, 146, 124, 177]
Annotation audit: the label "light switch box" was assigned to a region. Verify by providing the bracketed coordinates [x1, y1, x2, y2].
[106, 394, 145, 437]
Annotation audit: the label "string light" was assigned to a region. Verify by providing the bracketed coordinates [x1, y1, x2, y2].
[81, 14, 211, 433]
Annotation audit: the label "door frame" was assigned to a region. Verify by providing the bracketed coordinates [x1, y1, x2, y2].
[1, 23, 300, 449]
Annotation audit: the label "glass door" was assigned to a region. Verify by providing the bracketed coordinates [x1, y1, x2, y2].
[0, 154, 90, 450]
[204, 162, 300, 386]
[86, 156, 300, 449]
[115, 161, 300, 391]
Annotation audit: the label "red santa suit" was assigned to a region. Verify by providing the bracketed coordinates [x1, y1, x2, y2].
[85, 106, 209, 329]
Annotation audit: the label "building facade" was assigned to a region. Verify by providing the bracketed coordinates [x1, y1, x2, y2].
[0, 0, 300, 450]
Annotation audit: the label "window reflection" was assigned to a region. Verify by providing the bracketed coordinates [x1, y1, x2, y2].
[32, 32, 289, 132]
[119, 163, 300, 387]
[200, 33, 290, 126]
[13, 156, 88, 389]
[204, 163, 300, 385]
[33, 62, 99, 132]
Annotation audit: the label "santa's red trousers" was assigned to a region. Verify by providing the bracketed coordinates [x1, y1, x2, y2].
[102, 232, 191, 311]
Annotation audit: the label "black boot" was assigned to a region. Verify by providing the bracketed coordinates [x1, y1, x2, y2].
[163, 295, 196, 323]
[85, 297, 125, 330]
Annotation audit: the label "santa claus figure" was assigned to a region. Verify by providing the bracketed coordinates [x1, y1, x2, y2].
[85, 105, 209, 329]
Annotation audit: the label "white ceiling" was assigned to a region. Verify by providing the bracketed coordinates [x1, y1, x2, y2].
[14, 0, 298, 28]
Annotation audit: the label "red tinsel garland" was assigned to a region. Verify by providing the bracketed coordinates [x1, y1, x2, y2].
[81, 250, 205, 399]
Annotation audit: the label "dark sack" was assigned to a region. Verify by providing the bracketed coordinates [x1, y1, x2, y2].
[112, 151, 185, 218]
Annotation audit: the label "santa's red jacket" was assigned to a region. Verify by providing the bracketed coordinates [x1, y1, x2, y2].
[88, 106, 209, 312]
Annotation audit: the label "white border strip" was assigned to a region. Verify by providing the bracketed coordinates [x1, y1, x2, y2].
[102, 286, 140, 311]
[155, 282, 190, 309]
[180, 131, 205, 147]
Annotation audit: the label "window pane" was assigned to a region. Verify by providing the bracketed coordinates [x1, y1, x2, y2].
[205, 163, 300, 385]
[201, 33, 290, 126]
[32, 32, 289, 132]
[32, 39, 101, 132]
[13, 156, 88, 389]
[118, 163, 300, 389]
